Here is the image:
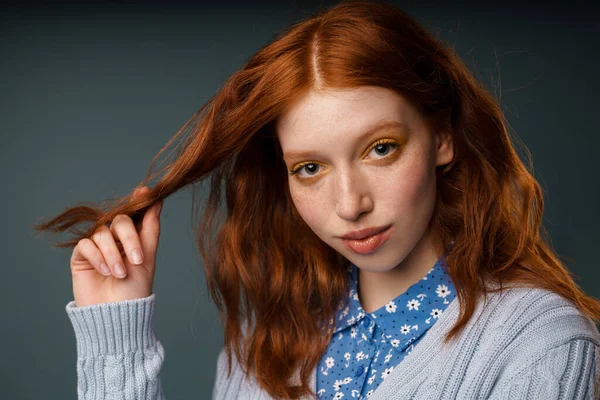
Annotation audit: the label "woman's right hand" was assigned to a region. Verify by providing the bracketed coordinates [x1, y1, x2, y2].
[69, 186, 163, 307]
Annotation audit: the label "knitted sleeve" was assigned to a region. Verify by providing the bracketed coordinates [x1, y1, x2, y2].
[491, 338, 600, 399]
[65, 293, 165, 399]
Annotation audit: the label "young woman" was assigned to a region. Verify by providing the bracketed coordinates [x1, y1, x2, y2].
[35, 1, 600, 399]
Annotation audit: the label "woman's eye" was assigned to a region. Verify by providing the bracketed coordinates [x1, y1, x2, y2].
[367, 141, 400, 159]
[290, 163, 322, 178]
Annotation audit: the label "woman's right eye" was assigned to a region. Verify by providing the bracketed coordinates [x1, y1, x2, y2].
[289, 162, 323, 179]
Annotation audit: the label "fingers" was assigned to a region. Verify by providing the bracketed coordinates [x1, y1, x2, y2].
[138, 200, 162, 264]
[70, 185, 161, 280]
[132, 185, 162, 265]
[109, 214, 144, 264]
[72, 238, 112, 276]
[91, 225, 128, 278]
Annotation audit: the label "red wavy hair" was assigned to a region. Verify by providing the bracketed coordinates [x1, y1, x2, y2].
[33, 1, 600, 399]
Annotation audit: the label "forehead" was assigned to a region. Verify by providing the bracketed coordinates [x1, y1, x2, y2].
[275, 86, 418, 144]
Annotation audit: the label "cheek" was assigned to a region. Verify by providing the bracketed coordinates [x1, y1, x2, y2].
[289, 186, 329, 232]
[382, 155, 436, 213]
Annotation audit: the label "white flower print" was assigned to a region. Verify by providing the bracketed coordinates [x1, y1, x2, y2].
[366, 389, 374, 398]
[381, 366, 394, 380]
[333, 392, 344, 399]
[400, 324, 411, 334]
[350, 326, 358, 339]
[338, 332, 344, 340]
[356, 351, 367, 361]
[431, 308, 442, 319]
[384, 353, 392, 363]
[347, 315, 356, 325]
[341, 306, 350, 318]
[436, 284, 451, 298]
[344, 352, 351, 361]
[320, 356, 335, 375]
[368, 374, 376, 385]
[407, 299, 421, 311]
[333, 379, 344, 390]
[343, 377, 352, 384]
[390, 339, 400, 348]
[317, 388, 326, 397]
[385, 300, 397, 313]
[352, 292, 359, 301]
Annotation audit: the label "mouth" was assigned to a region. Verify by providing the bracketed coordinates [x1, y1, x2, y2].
[339, 225, 391, 240]
[340, 225, 393, 255]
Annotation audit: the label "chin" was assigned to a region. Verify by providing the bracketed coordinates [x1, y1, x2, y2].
[341, 248, 406, 272]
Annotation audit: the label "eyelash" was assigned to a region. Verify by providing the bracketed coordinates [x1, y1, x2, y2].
[288, 139, 401, 178]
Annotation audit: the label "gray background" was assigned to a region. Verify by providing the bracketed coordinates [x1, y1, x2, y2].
[2, 1, 599, 399]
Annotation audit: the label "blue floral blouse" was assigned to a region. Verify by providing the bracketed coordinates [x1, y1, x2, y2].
[316, 254, 456, 399]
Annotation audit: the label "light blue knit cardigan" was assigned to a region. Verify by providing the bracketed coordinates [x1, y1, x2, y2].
[66, 285, 600, 399]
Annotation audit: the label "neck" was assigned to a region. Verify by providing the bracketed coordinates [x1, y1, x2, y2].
[357, 227, 443, 313]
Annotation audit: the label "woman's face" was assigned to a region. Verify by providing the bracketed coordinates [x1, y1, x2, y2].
[276, 86, 453, 273]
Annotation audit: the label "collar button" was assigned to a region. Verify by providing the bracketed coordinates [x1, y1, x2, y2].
[354, 365, 365, 377]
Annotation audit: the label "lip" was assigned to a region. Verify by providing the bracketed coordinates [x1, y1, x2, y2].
[340, 225, 393, 255]
[339, 225, 391, 240]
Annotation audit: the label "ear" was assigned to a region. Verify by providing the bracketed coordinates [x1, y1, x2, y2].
[435, 129, 454, 167]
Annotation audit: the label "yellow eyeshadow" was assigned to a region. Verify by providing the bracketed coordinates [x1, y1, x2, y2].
[288, 136, 404, 177]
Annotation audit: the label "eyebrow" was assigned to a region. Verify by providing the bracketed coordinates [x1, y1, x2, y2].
[282, 120, 409, 162]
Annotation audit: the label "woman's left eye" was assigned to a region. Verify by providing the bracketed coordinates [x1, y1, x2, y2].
[366, 140, 400, 159]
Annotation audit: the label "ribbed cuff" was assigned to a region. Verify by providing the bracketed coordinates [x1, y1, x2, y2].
[65, 293, 158, 358]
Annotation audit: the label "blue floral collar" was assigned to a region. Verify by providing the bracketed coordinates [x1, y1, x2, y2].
[332, 255, 456, 353]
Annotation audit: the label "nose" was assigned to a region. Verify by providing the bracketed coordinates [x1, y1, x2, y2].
[335, 170, 373, 221]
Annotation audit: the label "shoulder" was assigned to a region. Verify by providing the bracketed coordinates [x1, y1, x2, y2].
[212, 319, 258, 400]
[443, 285, 600, 397]
[465, 284, 600, 369]
[471, 286, 600, 398]
[480, 285, 600, 344]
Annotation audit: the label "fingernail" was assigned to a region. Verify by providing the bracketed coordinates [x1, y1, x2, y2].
[114, 263, 126, 278]
[100, 263, 111, 276]
[131, 249, 143, 265]
[156, 202, 163, 217]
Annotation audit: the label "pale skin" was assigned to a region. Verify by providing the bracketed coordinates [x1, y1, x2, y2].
[276, 86, 454, 313]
